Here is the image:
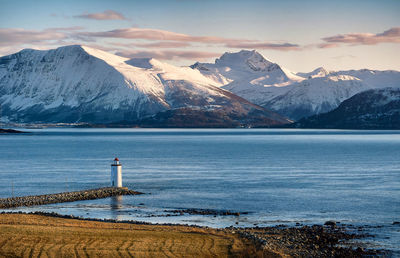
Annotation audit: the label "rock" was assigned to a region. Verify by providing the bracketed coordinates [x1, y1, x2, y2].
[166, 208, 244, 216]
[324, 221, 337, 227]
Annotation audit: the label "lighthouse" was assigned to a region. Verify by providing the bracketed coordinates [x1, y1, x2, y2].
[111, 158, 122, 187]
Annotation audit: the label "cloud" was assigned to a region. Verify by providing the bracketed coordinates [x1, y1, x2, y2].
[113, 41, 192, 49]
[317, 43, 339, 49]
[81, 27, 251, 44]
[321, 27, 400, 46]
[225, 42, 300, 51]
[75, 10, 128, 20]
[331, 54, 356, 60]
[115, 50, 220, 60]
[81, 27, 301, 51]
[378, 27, 400, 37]
[0, 26, 303, 61]
[132, 41, 192, 48]
[45, 26, 85, 32]
[0, 28, 67, 47]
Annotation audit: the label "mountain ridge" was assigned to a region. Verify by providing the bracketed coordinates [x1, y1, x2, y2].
[192, 51, 400, 120]
[1, 45, 399, 127]
[0, 45, 290, 127]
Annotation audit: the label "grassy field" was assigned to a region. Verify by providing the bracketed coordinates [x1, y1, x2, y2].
[0, 213, 259, 257]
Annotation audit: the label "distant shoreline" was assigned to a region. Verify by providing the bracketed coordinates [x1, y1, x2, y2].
[3, 124, 400, 130]
[0, 128, 27, 134]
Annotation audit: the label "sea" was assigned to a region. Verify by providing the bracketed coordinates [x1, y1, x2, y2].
[0, 128, 399, 254]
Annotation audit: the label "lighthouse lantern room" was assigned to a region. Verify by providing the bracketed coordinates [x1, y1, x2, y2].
[111, 157, 122, 187]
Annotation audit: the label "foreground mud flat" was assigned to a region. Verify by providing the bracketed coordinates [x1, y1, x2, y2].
[0, 213, 256, 257]
[0, 212, 388, 257]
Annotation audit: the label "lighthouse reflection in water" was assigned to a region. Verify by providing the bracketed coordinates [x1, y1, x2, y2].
[111, 196, 123, 220]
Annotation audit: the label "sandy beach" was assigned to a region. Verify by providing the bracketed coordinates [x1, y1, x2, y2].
[0, 213, 257, 257]
[0, 213, 385, 257]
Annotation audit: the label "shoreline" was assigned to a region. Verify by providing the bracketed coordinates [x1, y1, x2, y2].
[0, 211, 389, 257]
[0, 128, 27, 134]
[4, 123, 400, 130]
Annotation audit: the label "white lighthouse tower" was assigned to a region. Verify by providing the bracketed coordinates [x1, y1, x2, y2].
[111, 157, 122, 187]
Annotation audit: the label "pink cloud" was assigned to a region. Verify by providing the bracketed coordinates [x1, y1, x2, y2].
[322, 27, 400, 46]
[115, 50, 220, 61]
[0, 28, 67, 47]
[113, 41, 192, 49]
[82, 27, 303, 52]
[378, 27, 400, 37]
[317, 43, 339, 49]
[45, 26, 85, 32]
[75, 10, 128, 20]
[132, 41, 192, 48]
[88, 27, 399, 52]
[331, 55, 356, 60]
[225, 42, 300, 51]
[82, 27, 251, 44]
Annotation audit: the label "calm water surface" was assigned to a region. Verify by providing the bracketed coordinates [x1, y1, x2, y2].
[0, 129, 399, 253]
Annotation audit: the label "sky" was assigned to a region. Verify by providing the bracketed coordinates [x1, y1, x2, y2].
[0, 0, 399, 72]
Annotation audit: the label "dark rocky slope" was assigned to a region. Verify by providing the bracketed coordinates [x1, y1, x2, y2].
[294, 88, 400, 129]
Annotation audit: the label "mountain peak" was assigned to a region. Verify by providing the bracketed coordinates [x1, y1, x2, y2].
[217, 49, 268, 62]
[297, 67, 331, 79]
[56, 44, 87, 53]
[312, 67, 330, 76]
[59, 44, 84, 49]
[125, 57, 167, 70]
[125, 57, 155, 69]
[215, 50, 276, 72]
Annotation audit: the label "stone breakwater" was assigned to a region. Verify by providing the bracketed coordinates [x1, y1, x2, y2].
[0, 187, 143, 209]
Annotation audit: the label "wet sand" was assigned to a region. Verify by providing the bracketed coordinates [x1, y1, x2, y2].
[0, 213, 257, 257]
[0, 213, 386, 257]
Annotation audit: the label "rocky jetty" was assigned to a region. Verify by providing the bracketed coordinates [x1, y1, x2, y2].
[0, 187, 142, 209]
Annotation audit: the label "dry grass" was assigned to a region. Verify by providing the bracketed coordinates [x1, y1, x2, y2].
[0, 214, 260, 258]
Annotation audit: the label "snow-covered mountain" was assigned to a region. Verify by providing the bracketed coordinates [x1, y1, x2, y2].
[191, 50, 304, 105]
[0, 45, 290, 126]
[296, 67, 331, 79]
[335, 69, 400, 88]
[2, 46, 399, 125]
[294, 87, 400, 129]
[261, 75, 366, 119]
[192, 51, 400, 120]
